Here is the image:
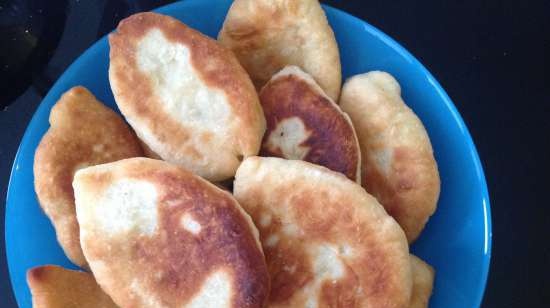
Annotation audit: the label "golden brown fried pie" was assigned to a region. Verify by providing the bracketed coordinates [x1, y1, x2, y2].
[259, 66, 361, 182]
[340, 71, 440, 243]
[27, 265, 118, 308]
[33, 86, 143, 268]
[73, 158, 270, 308]
[218, 0, 341, 101]
[109, 12, 266, 182]
[234, 156, 412, 308]
[409, 255, 435, 308]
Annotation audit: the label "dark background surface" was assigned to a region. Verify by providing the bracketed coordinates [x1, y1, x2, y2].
[1, 0, 549, 307]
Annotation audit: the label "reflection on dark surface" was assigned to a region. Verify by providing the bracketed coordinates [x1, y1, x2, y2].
[0, 0, 174, 108]
[0, 0, 68, 107]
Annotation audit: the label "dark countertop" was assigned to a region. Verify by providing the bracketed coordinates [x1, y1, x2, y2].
[1, 0, 549, 307]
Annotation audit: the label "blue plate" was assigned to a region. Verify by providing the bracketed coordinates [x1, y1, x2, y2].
[5, 1, 491, 307]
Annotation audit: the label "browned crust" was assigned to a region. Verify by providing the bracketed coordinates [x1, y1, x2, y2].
[363, 146, 440, 242]
[76, 158, 270, 308]
[27, 265, 118, 308]
[234, 157, 412, 308]
[259, 73, 360, 181]
[249, 194, 409, 308]
[339, 72, 441, 243]
[409, 255, 435, 308]
[109, 12, 265, 180]
[33, 86, 143, 267]
[218, 0, 342, 101]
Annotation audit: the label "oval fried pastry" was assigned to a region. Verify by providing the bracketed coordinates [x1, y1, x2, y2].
[27, 265, 118, 308]
[340, 71, 440, 242]
[234, 157, 412, 308]
[73, 158, 270, 308]
[260, 66, 361, 182]
[218, 0, 341, 101]
[33, 86, 143, 268]
[409, 255, 435, 308]
[109, 12, 266, 181]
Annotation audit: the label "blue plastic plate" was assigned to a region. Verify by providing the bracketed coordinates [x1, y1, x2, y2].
[5, 1, 491, 307]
